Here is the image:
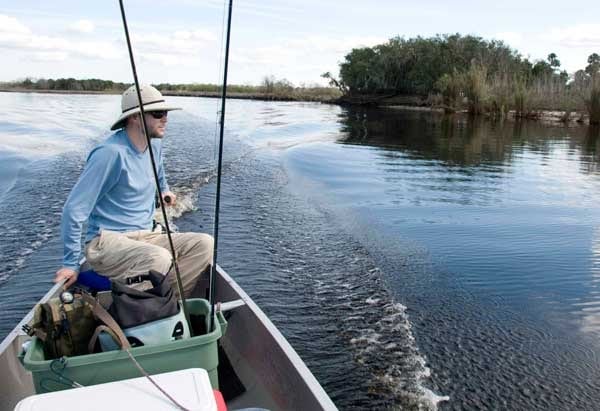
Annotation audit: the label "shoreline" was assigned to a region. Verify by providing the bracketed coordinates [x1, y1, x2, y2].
[0, 88, 120, 95]
[386, 104, 591, 126]
[0, 88, 339, 103]
[1, 88, 594, 126]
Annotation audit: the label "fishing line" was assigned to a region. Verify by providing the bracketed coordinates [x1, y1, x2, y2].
[213, 0, 228, 161]
[210, 0, 234, 332]
[117, 0, 192, 335]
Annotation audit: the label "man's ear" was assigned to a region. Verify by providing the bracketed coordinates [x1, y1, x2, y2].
[126, 114, 141, 127]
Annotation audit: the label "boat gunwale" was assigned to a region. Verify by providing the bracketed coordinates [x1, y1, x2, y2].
[0, 282, 63, 354]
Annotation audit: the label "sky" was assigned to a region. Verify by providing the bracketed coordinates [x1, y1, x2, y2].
[1, 0, 600, 86]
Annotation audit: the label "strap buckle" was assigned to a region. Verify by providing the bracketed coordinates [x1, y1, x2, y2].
[126, 275, 146, 285]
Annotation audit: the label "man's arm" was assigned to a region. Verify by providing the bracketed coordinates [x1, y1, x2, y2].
[156, 141, 175, 205]
[55, 147, 120, 287]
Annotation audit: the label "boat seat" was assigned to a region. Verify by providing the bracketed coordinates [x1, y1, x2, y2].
[76, 270, 248, 314]
[219, 299, 245, 312]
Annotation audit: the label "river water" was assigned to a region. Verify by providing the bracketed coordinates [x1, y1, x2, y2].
[1, 92, 600, 410]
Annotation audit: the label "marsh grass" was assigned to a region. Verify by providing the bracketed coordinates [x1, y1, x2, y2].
[586, 76, 600, 125]
[156, 78, 342, 102]
[435, 70, 464, 112]
[432, 67, 587, 121]
[486, 74, 512, 117]
[464, 64, 488, 115]
[588, 89, 600, 124]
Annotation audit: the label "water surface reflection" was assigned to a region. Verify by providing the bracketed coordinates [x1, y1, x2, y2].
[284, 107, 600, 409]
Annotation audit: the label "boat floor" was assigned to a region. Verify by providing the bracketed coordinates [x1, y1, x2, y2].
[218, 342, 278, 410]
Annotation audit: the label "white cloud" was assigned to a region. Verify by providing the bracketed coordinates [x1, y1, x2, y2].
[132, 29, 217, 56]
[31, 51, 69, 62]
[494, 31, 523, 50]
[0, 13, 224, 80]
[237, 35, 384, 67]
[68, 19, 95, 34]
[0, 14, 121, 60]
[173, 29, 217, 43]
[292, 35, 384, 54]
[139, 52, 188, 67]
[233, 35, 385, 84]
[546, 24, 600, 48]
[0, 12, 383, 84]
[0, 14, 30, 35]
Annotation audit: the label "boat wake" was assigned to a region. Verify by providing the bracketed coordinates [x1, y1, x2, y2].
[0, 155, 79, 286]
[311, 260, 449, 410]
[182, 150, 450, 410]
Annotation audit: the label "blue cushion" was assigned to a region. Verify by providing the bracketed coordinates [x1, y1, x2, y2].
[77, 270, 111, 291]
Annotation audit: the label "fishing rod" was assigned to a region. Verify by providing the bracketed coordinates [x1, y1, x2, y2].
[117, 0, 193, 336]
[210, 0, 234, 332]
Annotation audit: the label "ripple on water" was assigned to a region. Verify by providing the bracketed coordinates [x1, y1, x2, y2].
[183, 152, 449, 410]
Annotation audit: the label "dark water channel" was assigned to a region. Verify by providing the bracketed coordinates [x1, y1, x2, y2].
[1, 93, 600, 410]
[286, 107, 600, 410]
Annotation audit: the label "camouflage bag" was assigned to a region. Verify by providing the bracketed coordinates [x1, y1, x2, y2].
[23, 292, 97, 359]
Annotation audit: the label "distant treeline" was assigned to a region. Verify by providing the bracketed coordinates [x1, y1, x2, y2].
[0, 76, 341, 102]
[323, 34, 600, 123]
[1, 77, 130, 91]
[154, 82, 255, 94]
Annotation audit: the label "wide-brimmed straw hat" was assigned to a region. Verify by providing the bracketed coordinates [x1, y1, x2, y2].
[110, 84, 181, 130]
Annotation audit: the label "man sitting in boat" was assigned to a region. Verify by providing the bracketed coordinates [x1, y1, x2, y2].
[54, 85, 213, 297]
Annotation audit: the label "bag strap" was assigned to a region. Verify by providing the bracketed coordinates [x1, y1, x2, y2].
[81, 293, 131, 350]
[22, 323, 48, 342]
[88, 325, 120, 354]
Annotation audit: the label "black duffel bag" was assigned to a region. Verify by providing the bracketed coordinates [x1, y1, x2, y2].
[109, 270, 179, 329]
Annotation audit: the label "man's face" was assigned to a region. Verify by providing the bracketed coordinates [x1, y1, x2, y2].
[144, 111, 168, 139]
[129, 111, 169, 138]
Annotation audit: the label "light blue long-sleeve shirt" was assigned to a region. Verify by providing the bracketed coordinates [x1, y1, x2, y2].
[61, 129, 169, 271]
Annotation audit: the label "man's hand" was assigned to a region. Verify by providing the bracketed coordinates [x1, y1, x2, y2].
[55, 268, 79, 289]
[162, 191, 177, 206]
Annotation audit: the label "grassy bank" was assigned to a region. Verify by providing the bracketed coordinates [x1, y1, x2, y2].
[334, 73, 599, 125]
[0, 77, 341, 103]
[339, 93, 592, 125]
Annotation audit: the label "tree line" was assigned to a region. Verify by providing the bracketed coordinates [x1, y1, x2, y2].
[2, 78, 131, 91]
[0, 76, 341, 101]
[323, 34, 600, 123]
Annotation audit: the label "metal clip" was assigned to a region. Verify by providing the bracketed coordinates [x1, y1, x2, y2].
[126, 275, 145, 285]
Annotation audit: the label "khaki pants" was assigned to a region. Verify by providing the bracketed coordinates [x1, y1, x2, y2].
[85, 229, 214, 298]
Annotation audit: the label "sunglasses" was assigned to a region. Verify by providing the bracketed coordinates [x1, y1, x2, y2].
[148, 111, 168, 119]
